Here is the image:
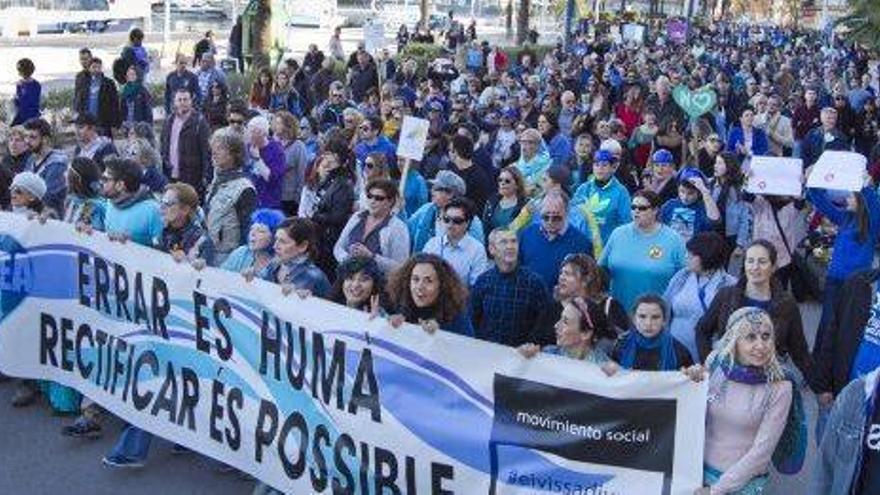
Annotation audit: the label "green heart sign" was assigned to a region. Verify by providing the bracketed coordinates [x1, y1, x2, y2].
[672, 85, 718, 119]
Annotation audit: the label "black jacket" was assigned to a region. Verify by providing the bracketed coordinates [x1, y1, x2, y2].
[816, 269, 880, 396]
[160, 111, 212, 196]
[311, 168, 355, 276]
[74, 75, 121, 130]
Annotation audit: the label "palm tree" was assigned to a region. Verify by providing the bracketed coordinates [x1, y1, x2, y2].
[836, 0, 880, 49]
[252, 0, 272, 67]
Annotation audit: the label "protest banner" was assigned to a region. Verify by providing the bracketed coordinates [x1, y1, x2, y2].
[666, 19, 688, 44]
[806, 150, 867, 191]
[0, 214, 707, 495]
[363, 19, 386, 54]
[397, 116, 430, 161]
[622, 23, 646, 44]
[745, 156, 804, 196]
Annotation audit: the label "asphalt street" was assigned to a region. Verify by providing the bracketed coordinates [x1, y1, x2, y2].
[0, 303, 823, 494]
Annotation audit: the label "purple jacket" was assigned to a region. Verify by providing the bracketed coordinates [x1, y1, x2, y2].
[250, 138, 286, 208]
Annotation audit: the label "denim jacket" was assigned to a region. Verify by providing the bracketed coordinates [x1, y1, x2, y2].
[814, 368, 880, 495]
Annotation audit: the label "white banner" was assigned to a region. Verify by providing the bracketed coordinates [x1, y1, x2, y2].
[0, 214, 707, 494]
[746, 156, 803, 197]
[806, 151, 866, 192]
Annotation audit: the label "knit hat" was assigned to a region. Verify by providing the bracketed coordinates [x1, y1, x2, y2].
[594, 149, 615, 163]
[10, 172, 47, 200]
[429, 170, 467, 196]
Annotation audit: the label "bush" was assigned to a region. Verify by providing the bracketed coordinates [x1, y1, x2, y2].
[395, 43, 448, 75]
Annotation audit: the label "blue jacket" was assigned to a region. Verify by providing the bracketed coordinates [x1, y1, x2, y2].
[13, 79, 41, 126]
[28, 149, 68, 215]
[814, 368, 879, 495]
[546, 132, 572, 167]
[407, 202, 484, 253]
[726, 126, 769, 158]
[807, 186, 880, 281]
[518, 223, 591, 290]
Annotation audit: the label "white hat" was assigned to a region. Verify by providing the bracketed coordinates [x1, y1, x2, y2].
[11, 172, 47, 201]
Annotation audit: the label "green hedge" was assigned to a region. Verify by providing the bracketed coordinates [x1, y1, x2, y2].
[395, 42, 555, 75]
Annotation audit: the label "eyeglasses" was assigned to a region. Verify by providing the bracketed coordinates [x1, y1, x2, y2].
[631, 204, 652, 211]
[443, 216, 467, 225]
[366, 192, 388, 202]
[541, 214, 563, 223]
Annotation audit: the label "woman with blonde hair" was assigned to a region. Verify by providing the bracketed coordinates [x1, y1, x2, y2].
[691, 306, 803, 495]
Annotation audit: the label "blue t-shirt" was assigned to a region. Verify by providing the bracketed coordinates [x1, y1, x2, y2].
[599, 223, 686, 312]
[660, 198, 712, 243]
[851, 285, 880, 380]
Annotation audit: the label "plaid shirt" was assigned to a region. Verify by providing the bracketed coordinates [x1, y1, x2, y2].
[470, 265, 551, 347]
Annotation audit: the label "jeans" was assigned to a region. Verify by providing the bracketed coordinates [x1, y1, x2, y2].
[815, 399, 832, 444]
[792, 139, 802, 159]
[813, 277, 843, 356]
[108, 424, 152, 461]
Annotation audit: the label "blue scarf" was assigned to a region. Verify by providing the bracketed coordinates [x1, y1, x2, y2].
[619, 330, 678, 371]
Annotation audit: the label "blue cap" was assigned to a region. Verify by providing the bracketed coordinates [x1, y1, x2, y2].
[594, 149, 615, 163]
[652, 149, 675, 165]
[427, 100, 444, 112]
[500, 106, 519, 121]
[677, 166, 707, 184]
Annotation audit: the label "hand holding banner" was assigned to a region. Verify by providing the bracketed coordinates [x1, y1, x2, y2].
[397, 116, 430, 161]
[745, 156, 803, 197]
[806, 151, 867, 191]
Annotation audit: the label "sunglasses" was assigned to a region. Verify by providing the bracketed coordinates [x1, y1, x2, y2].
[366, 192, 388, 202]
[228, 119, 245, 126]
[497, 177, 512, 184]
[443, 216, 467, 225]
[541, 214, 563, 223]
[631, 204, 652, 211]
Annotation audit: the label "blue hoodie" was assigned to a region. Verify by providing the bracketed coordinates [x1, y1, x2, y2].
[807, 186, 880, 281]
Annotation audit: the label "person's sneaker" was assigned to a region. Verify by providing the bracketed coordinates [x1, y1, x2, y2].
[61, 417, 102, 439]
[11, 387, 36, 408]
[102, 455, 144, 469]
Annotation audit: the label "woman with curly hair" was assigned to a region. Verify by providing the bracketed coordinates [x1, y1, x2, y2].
[387, 253, 473, 336]
[249, 66, 273, 110]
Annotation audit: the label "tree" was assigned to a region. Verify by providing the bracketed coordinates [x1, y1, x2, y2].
[516, 0, 530, 44]
[837, 0, 880, 50]
[252, 0, 272, 68]
[420, 0, 430, 29]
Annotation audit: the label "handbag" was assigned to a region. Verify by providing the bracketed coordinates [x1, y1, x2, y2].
[769, 207, 816, 302]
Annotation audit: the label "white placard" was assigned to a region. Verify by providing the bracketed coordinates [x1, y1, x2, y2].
[363, 19, 386, 54]
[622, 24, 645, 44]
[806, 151, 867, 192]
[745, 155, 803, 196]
[397, 115, 430, 161]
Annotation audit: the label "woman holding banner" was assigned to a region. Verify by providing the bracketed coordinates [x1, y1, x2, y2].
[329, 256, 389, 316]
[386, 253, 473, 336]
[518, 296, 612, 365]
[254, 217, 331, 299]
[692, 306, 799, 495]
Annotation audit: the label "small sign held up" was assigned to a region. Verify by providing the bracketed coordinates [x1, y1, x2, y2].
[745, 156, 803, 197]
[397, 116, 430, 161]
[806, 151, 867, 192]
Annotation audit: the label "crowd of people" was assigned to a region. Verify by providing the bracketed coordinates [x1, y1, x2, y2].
[4, 16, 880, 495]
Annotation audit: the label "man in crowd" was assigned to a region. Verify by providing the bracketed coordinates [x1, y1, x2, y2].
[519, 189, 591, 290]
[470, 228, 550, 346]
[423, 197, 488, 286]
[195, 53, 226, 107]
[160, 89, 212, 197]
[74, 57, 120, 137]
[73, 114, 117, 167]
[802, 106, 850, 166]
[23, 118, 68, 214]
[165, 54, 200, 114]
[447, 134, 493, 214]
